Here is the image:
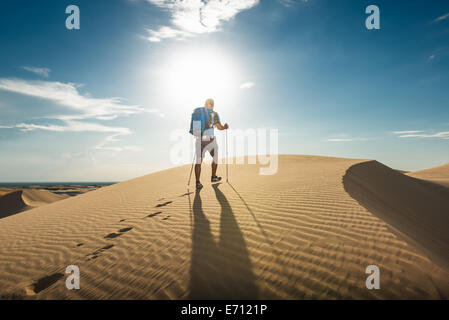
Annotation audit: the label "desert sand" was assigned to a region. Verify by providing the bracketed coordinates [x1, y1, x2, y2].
[0, 155, 448, 299]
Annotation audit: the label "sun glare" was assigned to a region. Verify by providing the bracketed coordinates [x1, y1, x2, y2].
[159, 48, 241, 110]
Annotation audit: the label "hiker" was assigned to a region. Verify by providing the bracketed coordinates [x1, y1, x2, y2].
[189, 98, 229, 190]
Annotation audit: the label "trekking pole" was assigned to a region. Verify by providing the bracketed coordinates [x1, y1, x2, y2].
[226, 128, 229, 183]
[188, 149, 196, 187]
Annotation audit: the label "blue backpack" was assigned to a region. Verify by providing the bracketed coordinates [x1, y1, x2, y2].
[189, 107, 212, 136]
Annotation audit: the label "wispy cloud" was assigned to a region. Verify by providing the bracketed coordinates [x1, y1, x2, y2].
[327, 134, 367, 142]
[327, 138, 354, 142]
[393, 130, 449, 139]
[10, 121, 131, 134]
[240, 81, 255, 89]
[93, 131, 142, 152]
[278, 0, 308, 8]
[0, 78, 163, 151]
[434, 12, 449, 23]
[147, 26, 190, 42]
[0, 120, 134, 152]
[95, 143, 143, 152]
[145, 0, 259, 42]
[0, 78, 163, 120]
[21, 66, 51, 78]
[393, 130, 424, 135]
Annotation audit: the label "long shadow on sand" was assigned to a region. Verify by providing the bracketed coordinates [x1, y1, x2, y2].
[189, 184, 258, 299]
[343, 160, 449, 272]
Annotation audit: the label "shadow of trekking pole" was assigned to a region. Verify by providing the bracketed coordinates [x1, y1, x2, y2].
[227, 182, 273, 246]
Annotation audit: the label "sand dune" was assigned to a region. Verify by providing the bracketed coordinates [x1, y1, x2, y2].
[0, 189, 68, 219]
[407, 163, 449, 187]
[0, 155, 448, 299]
[344, 161, 449, 272]
[0, 189, 13, 196]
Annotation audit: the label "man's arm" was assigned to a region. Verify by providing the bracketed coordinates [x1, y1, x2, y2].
[216, 122, 229, 130]
[212, 112, 228, 130]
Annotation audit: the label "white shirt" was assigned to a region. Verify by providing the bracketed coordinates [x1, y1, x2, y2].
[203, 111, 218, 139]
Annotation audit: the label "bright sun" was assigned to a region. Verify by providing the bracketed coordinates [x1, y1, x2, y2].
[159, 48, 241, 110]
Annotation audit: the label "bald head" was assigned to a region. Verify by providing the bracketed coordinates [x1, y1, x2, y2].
[205, 98, 214, 109]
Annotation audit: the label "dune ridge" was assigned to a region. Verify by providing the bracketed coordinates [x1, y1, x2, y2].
[0, 155, 448, 299]
[407, 163, 449, 187]
[0, 189, 68, 219]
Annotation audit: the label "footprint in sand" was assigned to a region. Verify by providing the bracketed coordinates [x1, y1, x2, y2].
[120, 211, 162, 222]
[180, 192, 193, 197]
[25, 273, 64, 296]
[93, 244, 114, 254]
[104, 233, 121, 239]
[104, 227, 133, 239]
[155, 201, 172, 208]
[146, 211, 162, 218]
[86, 244, 115, 261]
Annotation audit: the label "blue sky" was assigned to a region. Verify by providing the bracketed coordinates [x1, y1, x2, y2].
[0, 0, 448, 181]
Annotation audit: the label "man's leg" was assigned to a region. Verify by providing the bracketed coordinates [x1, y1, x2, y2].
[212, 161, 217, 177]
[210, 139, 220, 181]
[194, 137, 203, 184]
[195, 163, 202, 183]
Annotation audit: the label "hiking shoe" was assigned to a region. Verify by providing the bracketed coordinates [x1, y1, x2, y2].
[211, 176, 222, 183]
[196, 181, 203, 190]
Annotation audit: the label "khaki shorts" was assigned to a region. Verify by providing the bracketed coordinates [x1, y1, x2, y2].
[195, 137, 218, 164]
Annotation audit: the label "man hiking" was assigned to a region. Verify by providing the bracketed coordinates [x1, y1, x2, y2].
[189, 98, 229, 190]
